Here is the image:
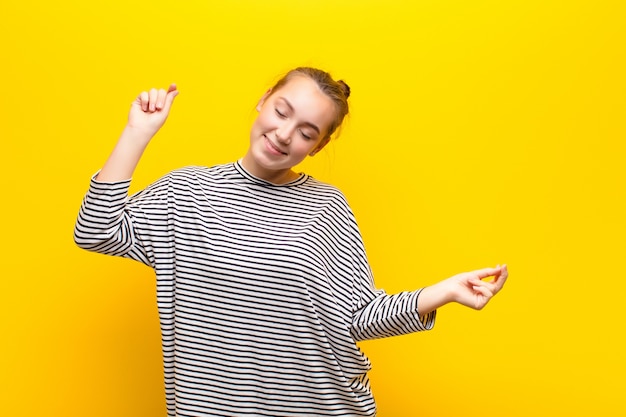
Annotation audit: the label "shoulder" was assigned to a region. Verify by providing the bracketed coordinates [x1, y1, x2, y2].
[298, 177, 358, 227]
[302, 175, 345, 197]
[303, 176, 351, 206]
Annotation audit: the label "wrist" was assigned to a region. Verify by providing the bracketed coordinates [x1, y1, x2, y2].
[121, 125, 156, 144]
[418, 280, 455, 315]
[433, 279, 457, 305]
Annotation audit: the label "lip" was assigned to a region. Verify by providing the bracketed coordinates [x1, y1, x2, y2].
[264, 135, 287, 155]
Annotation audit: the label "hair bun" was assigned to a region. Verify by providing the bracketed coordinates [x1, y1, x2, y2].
[337, 80, 351, 99]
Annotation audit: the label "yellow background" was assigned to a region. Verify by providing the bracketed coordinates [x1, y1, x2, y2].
[2, 0, 625, 416]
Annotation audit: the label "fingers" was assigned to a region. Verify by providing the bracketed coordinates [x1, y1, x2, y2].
[472, 267, 501, 280]
[451, 264, 508, 310]
[147, 88, 158, 111]
[162, 84, 179, 112]
[494, 265, 508, 292]
[138, 91, 150, 112]
[472, 265, 508, 282]
[470, 264, 508, 295]
[136, 84, 179, 113]
[470, 276, 495, 292]
[471, 282, 493, 299]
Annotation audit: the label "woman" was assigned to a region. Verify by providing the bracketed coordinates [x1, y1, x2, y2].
[74, 67, 508, 416]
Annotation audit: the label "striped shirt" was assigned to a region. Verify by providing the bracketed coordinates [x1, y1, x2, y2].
[74, 161, 435, 416]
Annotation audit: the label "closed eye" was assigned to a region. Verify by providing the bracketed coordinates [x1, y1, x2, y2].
[299, 129, 312, 140]
[275, 96, 322, 136]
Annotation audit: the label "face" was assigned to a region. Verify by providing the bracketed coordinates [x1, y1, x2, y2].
[243, 75, 336, 183]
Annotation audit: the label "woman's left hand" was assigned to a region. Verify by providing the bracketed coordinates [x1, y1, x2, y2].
[450, 265, 509, 310]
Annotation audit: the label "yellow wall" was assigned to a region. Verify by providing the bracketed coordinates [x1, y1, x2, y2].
[2, 1, 624, 415]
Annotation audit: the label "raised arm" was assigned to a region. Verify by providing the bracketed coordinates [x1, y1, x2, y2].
[74, 84, 179, 263]
[96, 84, 179, 182]
[417, 265, 509, 315]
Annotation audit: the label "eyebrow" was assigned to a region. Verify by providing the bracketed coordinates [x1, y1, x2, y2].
[277, 97, 321, 134]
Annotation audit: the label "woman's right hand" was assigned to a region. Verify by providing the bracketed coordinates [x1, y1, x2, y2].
[94, 84, 179, 182]
[127, 84, 179, 138]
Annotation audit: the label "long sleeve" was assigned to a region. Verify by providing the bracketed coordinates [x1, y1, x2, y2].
[73, 173, 170, 267]
[344, 207, 436, 341]
[351, 287, 436, 341]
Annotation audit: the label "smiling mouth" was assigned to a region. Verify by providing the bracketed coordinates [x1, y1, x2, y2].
[264, 135, 287, 155]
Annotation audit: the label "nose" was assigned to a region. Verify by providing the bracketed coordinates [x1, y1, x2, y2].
[275, 122, 294, 144]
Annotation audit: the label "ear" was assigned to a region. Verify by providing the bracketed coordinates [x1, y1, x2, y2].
[256, 88, 272, 112]
[309, 136, 331, 156]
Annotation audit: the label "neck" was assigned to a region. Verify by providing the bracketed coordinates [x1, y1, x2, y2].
[240, 154, 299, 185]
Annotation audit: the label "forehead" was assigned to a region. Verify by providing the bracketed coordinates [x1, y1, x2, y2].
[271, 76, 336, 129]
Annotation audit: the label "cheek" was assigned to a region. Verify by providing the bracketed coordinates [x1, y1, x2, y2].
[252, 110, 272, 131]
[260, 107, 281, 125]
[294, 138, 322, 156]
